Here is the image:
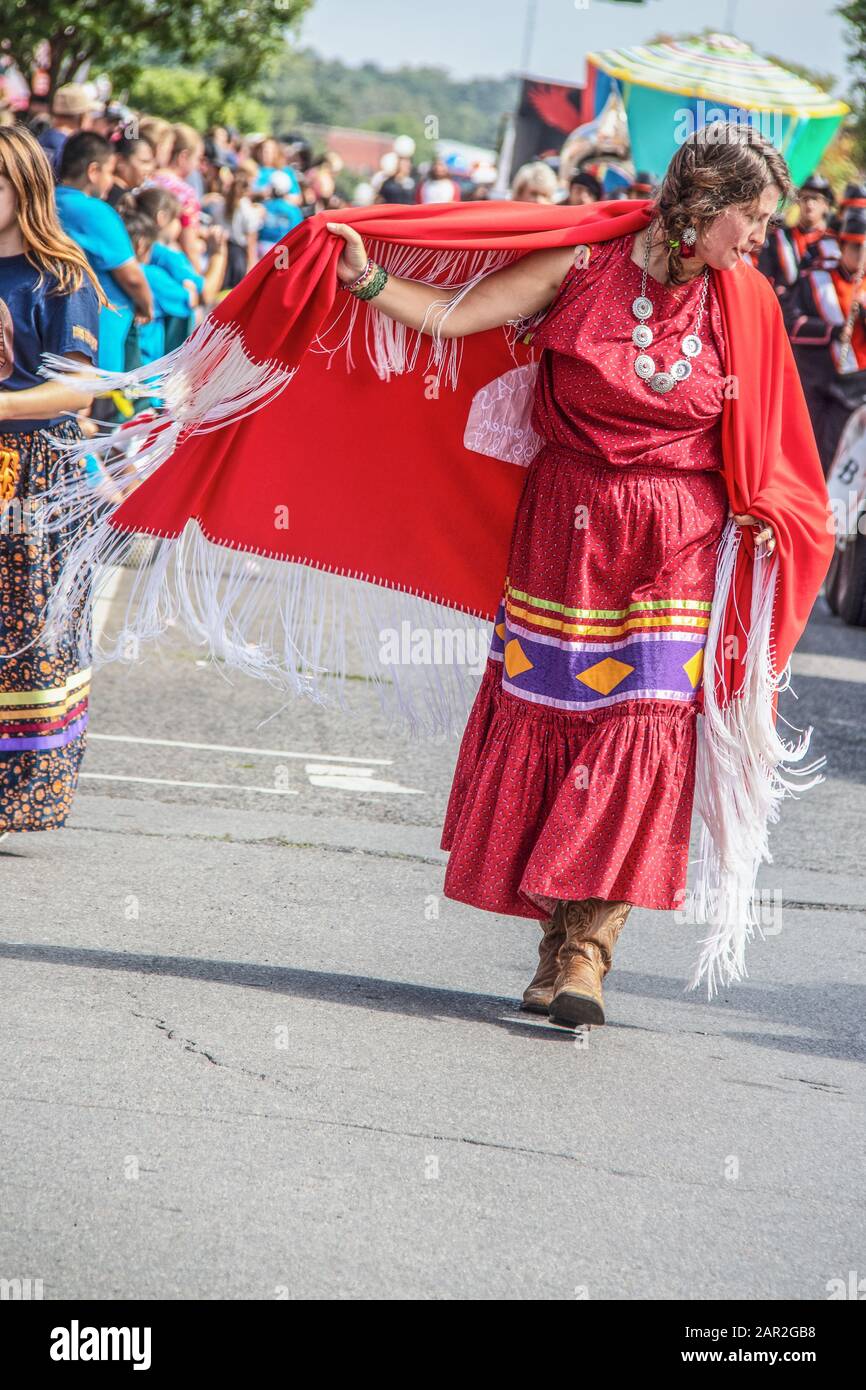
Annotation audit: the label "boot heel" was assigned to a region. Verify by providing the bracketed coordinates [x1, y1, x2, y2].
[548, 899, 631, 1028]
[548, 989, 605, 1028]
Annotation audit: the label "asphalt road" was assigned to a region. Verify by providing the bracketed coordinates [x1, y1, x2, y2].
[1, 577, 865, 1301]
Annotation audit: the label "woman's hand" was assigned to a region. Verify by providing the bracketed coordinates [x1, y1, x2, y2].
[733, 512, 776, 556]
[326, 222, 369, 284]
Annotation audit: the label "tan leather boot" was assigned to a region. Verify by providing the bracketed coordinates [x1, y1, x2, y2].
[520, 904, 567, 1014]
[548, 898, 631, 1028]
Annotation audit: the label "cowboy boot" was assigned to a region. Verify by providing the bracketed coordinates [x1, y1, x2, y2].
[519, 903, 567, 1014]
[548, 897, 632, 1028]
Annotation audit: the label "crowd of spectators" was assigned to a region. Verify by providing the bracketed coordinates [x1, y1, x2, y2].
[13, 83, 356, 419]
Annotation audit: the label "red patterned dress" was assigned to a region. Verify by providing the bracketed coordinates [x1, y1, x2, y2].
[441, 231, 730, 917]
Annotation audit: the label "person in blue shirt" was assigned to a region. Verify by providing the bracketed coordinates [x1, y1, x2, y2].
[257, 171, 304, 256]
[120, 208, 197, 371]
[128, 186, 225, 347]
[252, 138, 301, 202]
[0, 124, 103, 838]
[131, 187, 201, 287]
[54, 131, 152, 381]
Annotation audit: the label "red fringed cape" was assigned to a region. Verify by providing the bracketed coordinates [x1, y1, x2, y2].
[41, 199, 834, 994]
[103, 198, 832, 695]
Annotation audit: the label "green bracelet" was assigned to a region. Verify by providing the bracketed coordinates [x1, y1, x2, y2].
[353, 265, 389, 300]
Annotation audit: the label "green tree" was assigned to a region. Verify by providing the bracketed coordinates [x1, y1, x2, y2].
[0, 0, 310, 98]
[129, 67, 271, 134]
[839, 0, 866, 159]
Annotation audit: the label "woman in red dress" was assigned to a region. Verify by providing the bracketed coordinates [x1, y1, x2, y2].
[439, 227, 734, 1008]
[328, 126, 791, 1028]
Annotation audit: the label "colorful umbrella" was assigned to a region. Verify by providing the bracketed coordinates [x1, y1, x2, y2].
[585, 32, 849, 186]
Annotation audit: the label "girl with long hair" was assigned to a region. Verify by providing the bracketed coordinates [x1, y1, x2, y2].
[219, 167, 262, 288]
[0, 124, 102, 838]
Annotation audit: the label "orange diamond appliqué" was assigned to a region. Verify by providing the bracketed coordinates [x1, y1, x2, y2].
[504, 639, 533, 679]
[576, 656, 634, 695]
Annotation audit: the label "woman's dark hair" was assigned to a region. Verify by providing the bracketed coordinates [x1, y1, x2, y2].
[113, 134, 154, 162]
[655, 122, 794, 284]
[570, 169, 603, 200]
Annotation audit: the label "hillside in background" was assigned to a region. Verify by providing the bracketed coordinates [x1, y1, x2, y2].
[259, 47, 520, 147]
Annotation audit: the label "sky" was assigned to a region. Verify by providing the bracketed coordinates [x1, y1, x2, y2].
[298, 0, 850, 94]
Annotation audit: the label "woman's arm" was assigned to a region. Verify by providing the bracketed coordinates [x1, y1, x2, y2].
[0, 352, 95, 421]
[179, 224, 202, 275]
[200, 228, 228, 306]
[326, 221, 574, 340]
[112, 259, 153, 325]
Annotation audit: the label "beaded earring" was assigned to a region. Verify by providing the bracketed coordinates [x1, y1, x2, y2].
[670, 227, 697, 261]
[679, 225, 698, 259]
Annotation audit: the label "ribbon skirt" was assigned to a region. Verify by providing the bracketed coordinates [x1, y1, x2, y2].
[440, 443, 730, 918]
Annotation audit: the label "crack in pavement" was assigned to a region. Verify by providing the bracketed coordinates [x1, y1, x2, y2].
[120, 1006, 856, 1195]
[4, 1086, 864, 1207]
[781, 900, 866, 914]
[66, 822, 445, 867]
[129, 1001, 312, 1090]
[34, 824, 866, 907]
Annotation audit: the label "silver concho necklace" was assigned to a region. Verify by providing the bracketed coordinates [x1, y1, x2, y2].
[631, 224, 709, 394]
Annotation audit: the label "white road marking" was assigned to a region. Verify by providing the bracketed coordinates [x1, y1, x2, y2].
[304, 765, 376, 775]
[791, 652, 866, 684]
[80, 773, 299, 795]
[304, 764, 424, 795]
[91, 566, 124, 646]
[89, 733, 393, 765]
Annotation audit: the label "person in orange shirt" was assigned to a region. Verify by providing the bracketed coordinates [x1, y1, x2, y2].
[785, 203, 866, 472]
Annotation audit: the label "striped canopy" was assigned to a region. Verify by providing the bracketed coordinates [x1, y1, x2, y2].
[586, 32, 848, 186]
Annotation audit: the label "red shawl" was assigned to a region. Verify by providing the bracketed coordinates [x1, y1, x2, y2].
[41, 199, 834, 994]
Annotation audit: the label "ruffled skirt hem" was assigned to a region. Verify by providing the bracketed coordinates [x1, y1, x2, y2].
[441, 660, 698, 918]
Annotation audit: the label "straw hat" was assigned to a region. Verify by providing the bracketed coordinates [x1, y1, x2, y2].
[51, 83, 95, 116]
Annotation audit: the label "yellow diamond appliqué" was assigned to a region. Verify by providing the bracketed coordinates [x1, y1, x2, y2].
[576, 656, 634, 695]
[504, 639, 533, 679]
[495, 622, 506, 640]
[683, 649, 704, 688]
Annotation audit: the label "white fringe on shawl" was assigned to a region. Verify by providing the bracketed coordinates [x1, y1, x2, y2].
[691, 519, 825, 998]
[40, 518, 489, 739]
[33, 245, 825, 993]
[32, 246, 528, 737]
[37, 317, 297, 537]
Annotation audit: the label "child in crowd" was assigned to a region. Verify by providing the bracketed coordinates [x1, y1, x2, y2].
[125, 187, 226, 345]
[117, 207, 195, 371]
[256, 170, 304, 259]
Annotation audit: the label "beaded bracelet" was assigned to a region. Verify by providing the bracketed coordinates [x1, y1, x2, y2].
[341, 256, 374, 292]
